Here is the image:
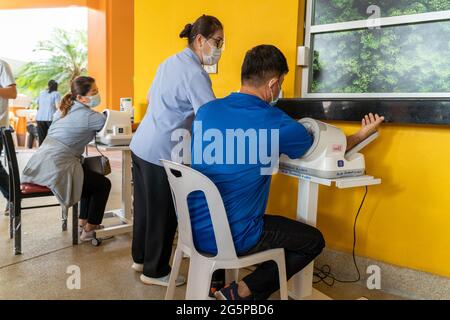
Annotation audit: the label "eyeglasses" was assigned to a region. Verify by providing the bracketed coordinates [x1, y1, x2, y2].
[208, 36, 225, 49]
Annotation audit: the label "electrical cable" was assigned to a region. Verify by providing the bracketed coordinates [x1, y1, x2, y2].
[313, 186, 369, 286]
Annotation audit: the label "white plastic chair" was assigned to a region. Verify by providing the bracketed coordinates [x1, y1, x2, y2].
[161, 160, 288, 300]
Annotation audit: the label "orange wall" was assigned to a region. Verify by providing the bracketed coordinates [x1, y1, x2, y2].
[0, 0, 87, 9]
[87, 0, 108, 108]
[105, 0, 134, 109]
[86, 0, 136, 110]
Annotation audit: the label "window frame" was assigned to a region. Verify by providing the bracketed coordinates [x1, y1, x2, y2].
[302, 0, 450, 99]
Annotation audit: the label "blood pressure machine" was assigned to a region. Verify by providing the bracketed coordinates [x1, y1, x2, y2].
[280, 118, 379, 179]
[96, 110, 133, 147]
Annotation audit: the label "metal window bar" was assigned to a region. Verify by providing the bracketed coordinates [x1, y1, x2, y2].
[301, 0, 450, 99]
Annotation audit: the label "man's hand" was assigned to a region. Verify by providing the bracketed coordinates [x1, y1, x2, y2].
[346, 113, 385, 152]
[359, 113, 385, 140]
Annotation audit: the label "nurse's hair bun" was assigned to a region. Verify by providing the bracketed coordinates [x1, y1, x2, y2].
[179, 23, 193, 39]
[179, 16, 223, 46]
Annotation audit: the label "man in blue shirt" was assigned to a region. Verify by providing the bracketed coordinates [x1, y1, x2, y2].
[189, 45, 384, 300]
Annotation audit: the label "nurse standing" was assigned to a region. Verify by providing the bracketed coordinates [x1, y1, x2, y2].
[36, 80, 61, 145]
[130, 15, 224, 286]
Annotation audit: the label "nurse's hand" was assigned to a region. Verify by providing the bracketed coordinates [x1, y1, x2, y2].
[359, 113, 385, 140]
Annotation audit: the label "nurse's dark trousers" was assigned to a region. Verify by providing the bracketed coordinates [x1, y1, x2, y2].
[131, 152, 178, 278]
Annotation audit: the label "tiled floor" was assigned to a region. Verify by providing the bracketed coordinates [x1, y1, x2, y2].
[0, 150, 405, 300]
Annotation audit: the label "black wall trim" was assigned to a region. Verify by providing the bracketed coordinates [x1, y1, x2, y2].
[276, 99, 450, 125]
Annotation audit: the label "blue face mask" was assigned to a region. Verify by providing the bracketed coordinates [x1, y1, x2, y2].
[83, 94, 101, 108]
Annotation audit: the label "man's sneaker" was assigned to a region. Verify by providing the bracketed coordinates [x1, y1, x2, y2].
[209, 279, 225, 298]
[140, 274, 186, 287]
[214, 282, 254, 301]
[132, 263, 144, 273]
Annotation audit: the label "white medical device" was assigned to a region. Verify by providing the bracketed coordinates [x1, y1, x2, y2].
[96, 110, 133, 146]
[280, 118, 379, 179]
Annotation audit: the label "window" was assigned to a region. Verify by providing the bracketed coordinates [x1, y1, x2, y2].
[303, 0, 450, 98]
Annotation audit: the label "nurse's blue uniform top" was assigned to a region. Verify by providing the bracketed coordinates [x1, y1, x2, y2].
[130, 48, 216, 166]
[36, 90, 61, 122]
[188, 93, 314, 255]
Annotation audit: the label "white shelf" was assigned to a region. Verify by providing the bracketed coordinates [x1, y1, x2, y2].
[279, 171, 381, 189]
[334, 176, 382, 189]
[88, 142, 131, 152]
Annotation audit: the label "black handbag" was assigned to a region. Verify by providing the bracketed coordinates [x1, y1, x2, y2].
[83, 140, 112, 176]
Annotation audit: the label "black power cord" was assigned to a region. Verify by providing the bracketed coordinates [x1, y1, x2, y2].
[314, 186, 369, 286]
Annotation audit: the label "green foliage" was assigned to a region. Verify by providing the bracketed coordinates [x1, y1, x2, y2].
[311, 1, 450, 93]
[16, 29, 87, 98]
[314, 0, 450, 24]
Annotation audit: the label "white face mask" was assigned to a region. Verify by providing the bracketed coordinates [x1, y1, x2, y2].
[202, 39, 222, 66]
[269, 79, 281, 106]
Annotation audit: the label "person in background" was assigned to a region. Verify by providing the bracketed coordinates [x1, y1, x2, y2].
[36, 80, 61, 145]
[129, 15, 225, 288]
[0, 59, 17, 216]
[22, 76, 111, 241]
[189, 45, 385, 300]
[26, 122, 39, 149]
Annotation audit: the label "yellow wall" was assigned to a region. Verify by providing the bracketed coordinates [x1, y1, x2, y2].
[134, 0, 303, 121]
[136, 0, 450, 279]
[269, 123, 450, 278]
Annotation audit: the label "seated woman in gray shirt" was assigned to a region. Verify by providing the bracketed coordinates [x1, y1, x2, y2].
[22, 76, 111, 242]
